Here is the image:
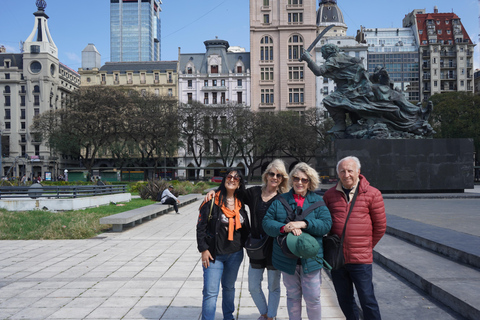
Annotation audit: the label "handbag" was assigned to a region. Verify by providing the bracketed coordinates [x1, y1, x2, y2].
[323, 186, 359, 271]
[205, 196, 216, 249]
[245, 235, 272, 260]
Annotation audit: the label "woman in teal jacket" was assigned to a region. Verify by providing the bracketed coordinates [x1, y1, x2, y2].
[263, 162, 332, 320]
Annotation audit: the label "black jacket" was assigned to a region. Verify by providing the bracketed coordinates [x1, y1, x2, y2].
[196, 199, 250, 260]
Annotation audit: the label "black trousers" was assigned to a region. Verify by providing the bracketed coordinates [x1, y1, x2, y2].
[163, 197, 178, 213]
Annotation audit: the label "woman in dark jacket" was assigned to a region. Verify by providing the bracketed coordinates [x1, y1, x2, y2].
[263, 162, 332, 320]
[196, 169, 250, 320]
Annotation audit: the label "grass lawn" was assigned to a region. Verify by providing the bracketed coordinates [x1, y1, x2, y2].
[0, 198, 154, 240]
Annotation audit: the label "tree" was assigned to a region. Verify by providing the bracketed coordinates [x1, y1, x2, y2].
[430, 92, 480, 158]
[32, 86, 131, 176]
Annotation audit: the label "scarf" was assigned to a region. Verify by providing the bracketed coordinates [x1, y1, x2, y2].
[215, 191, 242, 241]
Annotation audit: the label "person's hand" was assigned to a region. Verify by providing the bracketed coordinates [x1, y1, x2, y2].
[204, 190, 215, 203]
[177, 199, 181, 204]
[285, 221, 307, 230]
[201, 250, 213, 268]
[300, 50, 312, 62]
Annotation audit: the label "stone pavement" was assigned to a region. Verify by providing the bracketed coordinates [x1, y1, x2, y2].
[0, 195, 344, 320]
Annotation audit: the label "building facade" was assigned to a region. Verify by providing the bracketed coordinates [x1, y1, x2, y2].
[0, 1, 80, 180]
[406, 7, 475, 100]
[110, 0, 162, 62]
[176, 38, 251, 180]
[250, 0, 317, 112]
[362, 27, 420, 102]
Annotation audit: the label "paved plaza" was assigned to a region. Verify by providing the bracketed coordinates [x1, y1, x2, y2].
[0, 196, 343, 320]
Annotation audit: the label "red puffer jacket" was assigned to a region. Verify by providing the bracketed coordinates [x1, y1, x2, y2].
[323, 174, 386, 264]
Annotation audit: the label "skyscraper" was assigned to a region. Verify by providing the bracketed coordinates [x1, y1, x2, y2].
[110, 0, 162, 62]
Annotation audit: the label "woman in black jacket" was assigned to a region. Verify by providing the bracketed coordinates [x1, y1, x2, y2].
[196, 169, 250, 320]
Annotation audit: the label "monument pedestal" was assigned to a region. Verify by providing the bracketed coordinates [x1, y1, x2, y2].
[334, 138, 474, 193]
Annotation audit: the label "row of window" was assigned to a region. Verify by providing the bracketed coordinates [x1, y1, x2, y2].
[260, 88, 305, 105]
[4, 108, 40, 119]
[260, 35, 305, 61]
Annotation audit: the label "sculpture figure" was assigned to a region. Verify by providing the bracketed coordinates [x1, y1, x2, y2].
[300, 44, 434, 138]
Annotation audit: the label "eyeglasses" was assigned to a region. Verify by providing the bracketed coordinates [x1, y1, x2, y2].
[292, 176, 309, 184]
[226, 174, 240, 181]
[267, 172, 283, 179]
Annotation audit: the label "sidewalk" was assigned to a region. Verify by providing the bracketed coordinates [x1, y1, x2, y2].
[0, 196, 344, 320]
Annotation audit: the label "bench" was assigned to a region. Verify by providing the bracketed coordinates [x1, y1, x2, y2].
[100, 194, 200, 232]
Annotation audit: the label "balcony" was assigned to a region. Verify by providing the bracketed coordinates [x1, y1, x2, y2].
[440, 63, 456, 69]
[202, 86, 227, 91]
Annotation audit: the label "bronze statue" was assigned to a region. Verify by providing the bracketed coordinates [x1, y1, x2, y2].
[300, 44, 434, 139]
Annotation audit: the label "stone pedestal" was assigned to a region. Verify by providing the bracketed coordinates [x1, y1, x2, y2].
[334, 138, 474, 192]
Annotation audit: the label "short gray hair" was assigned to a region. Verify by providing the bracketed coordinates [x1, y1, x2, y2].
[336, 156, 361, 174]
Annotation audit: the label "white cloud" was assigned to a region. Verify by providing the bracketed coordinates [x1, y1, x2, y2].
[65, 52, 81, 63]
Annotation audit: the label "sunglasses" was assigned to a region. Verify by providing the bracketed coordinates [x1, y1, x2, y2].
[292, 176, 309, 184]
[226, 174, 240, 181]
[267, 172, 283, 179]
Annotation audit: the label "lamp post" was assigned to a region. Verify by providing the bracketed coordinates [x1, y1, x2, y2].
[64, 169, 68, 182]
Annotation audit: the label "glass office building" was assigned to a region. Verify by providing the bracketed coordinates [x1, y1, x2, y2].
[110, 0, 161, 62]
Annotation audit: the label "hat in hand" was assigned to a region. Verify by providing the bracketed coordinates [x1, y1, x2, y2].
[286, 232, 320, 259]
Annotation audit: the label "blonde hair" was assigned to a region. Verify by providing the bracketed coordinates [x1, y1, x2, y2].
[289, 162, 319, 191]
[262, 159, 289, 194]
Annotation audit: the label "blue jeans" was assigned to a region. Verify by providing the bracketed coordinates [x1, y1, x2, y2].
[248, 265, 281, 318]
[202, 250, 244, 320]
[331, 264, 381, 320]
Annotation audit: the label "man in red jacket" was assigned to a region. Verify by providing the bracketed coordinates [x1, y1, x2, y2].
[323, 156, 387, 320]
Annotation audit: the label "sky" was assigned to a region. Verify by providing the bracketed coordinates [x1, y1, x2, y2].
[0, 0, 478, 71]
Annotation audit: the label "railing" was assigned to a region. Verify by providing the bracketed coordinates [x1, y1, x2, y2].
[0, 184, 127, 199]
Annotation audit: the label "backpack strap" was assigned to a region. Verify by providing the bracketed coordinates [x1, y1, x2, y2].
[277, 196, 325, 222]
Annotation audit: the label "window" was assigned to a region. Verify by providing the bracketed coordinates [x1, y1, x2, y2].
[289, 88, 304, 103]
[5, 122, 10, 129]
[289, 66, 304, 80]
[237, 92, 243, 104]
[187, 67, 193, 74]
[237, 66, 242, 73]
[20, 109, 26, 120]
[221, 79, 225, 86]
[288, 0, 303, 4]
[212, 80, 217, 87]
[221, 92, 226, 104]
[204, 93, 209, 104]
[263, 0, 269, 6]
[237, 79, 242, 87]
[33, 85, 40, 93]
[261, 89, 274, 104]
[204, 80, 208, 86]
[263, 14, 270, 24]
[127, 73, 132, 83]
[20, 96, 25, 106]
[260, 36, 274, 61]
[35, 145, 40, 156]
[434, 81, 438, 87]
[288, 35, 304, 60]
[438, 30, 442, 35]
[34, 108, 40, 116]
[5, 73, 10, 80]
[5, 109, 10, 120]
[101, 74, 106, 83]
[4, 86, 10, 94]
[211, 65, 218, 74]
[4, 61, 9, 68]
[261, 67, 274, 80]
[212, 92, 217, 104]
[168, 89, 173, 97]
[155, 88, 160, 96]
[21, 122, 26, 130]
[34, 95, 40, 106]
[114, 73, 119, 82]
[188, 80, 192, 88]
[288, 12, 303, 24]
[187, 93, 193, 104]
[4, 96, 10, 107]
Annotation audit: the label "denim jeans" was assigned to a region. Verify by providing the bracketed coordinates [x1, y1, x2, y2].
[202, 250, 244, 320]
[248, 265, 281, 318]
[331, 264, 381, 320]
[282, 265, 322, 320]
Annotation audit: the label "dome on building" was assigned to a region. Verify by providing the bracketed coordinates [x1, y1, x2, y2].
[316, 0, 346, 27]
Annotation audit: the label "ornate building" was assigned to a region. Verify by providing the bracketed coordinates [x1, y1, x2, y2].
[250, 0, 317, 112]
[0, 1, 80, 179]
[407, 7, 475, 100]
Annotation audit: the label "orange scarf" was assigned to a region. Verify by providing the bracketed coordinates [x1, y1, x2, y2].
[215, 191, 242, 241]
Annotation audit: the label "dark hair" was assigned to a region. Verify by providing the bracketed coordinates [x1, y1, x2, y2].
[216, 169, 246, 207]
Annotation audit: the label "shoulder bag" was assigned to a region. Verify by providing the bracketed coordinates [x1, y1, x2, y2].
[323, 186, 359, 271]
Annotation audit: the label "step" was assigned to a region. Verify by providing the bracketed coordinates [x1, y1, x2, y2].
[386, 214, 480, 269]
[374, 234, 480, 320]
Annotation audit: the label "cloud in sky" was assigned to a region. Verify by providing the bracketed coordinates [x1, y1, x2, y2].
[64, 52, 81, 63]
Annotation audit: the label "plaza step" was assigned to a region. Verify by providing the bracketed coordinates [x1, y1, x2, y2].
[374, 233, 480, 320]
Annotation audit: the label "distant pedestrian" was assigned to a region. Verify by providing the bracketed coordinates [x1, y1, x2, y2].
[323, 156, 387, 320]
[20, 174, 26, 185]
[161, 185, 181, 214]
